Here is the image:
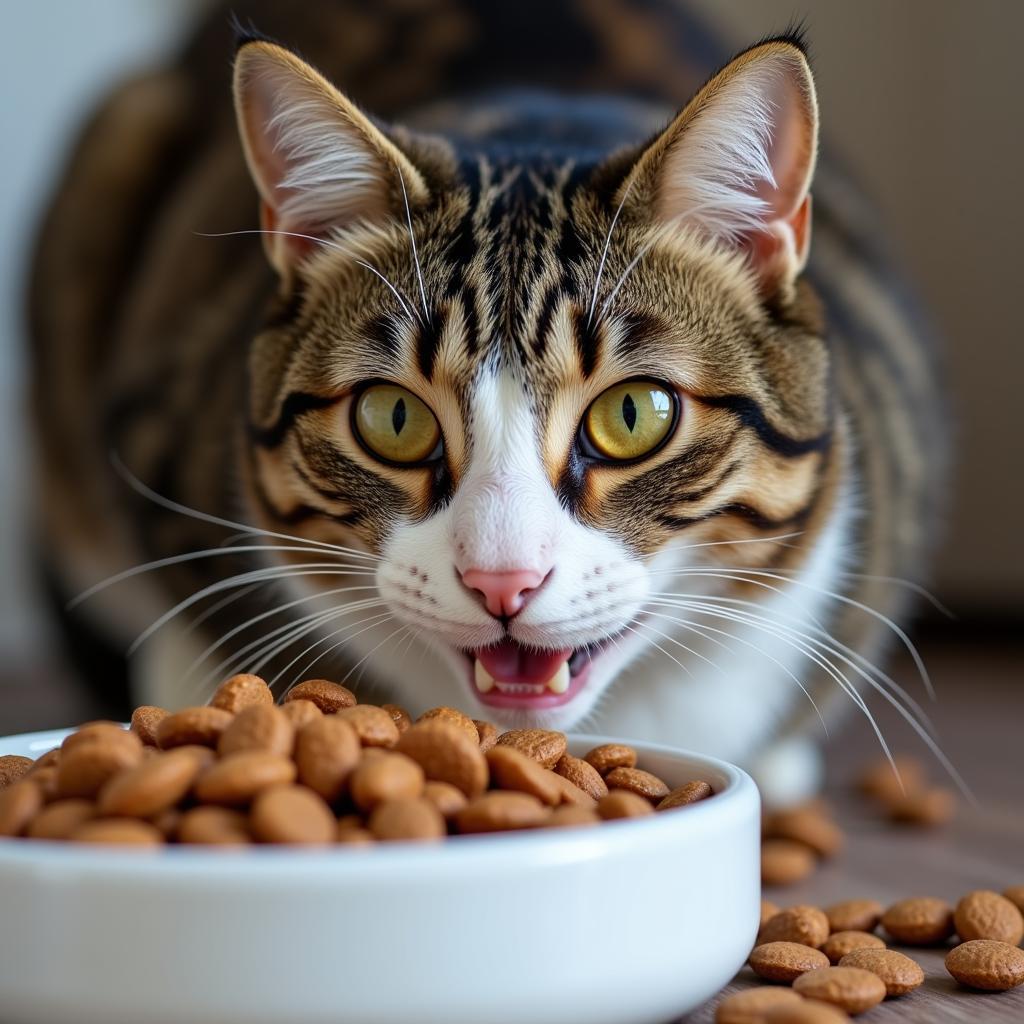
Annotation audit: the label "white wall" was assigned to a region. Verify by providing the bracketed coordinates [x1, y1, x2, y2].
[0, 1, 196, 657]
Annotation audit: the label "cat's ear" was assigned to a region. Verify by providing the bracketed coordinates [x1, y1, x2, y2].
[233, 40, 428, 278]
[618, 37, 818, 298]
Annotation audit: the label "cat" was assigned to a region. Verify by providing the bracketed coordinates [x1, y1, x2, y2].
[29, 0, 944, 805]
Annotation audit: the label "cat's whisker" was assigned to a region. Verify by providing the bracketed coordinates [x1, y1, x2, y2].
[597, 236, 655, 321]
[655, 530, 807, 556]
[397, 165, 429, 322]
[342, 622, 412, 690]
[587, 178, 635, 328]
[127, 564, 377, 656]
[195, 229, 420, 326]
[186, 584, 380, 678]
[184, 581, 266, 635]
[109, 451, 382, 561]
[275, 610, 397, 691]
[619, 622, 694, 679]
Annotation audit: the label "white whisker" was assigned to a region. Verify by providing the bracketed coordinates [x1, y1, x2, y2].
[397, 165, 429, 322]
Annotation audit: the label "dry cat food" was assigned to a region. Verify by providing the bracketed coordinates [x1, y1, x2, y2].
[0, 675, 716, 847]
[760, 800, 844, 888]
[856, 754, 956, 828]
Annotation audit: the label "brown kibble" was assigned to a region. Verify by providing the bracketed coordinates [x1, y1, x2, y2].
[603, 766, 669, 803]
[25, 798, 96, 840]
[1003, 885, 1024, 915]
[554, 754, 608, 801]
[473, 719, 498, 752]
[27, 765, 59, 800]
[792, 966, 886, 1014]
[28, 749, 61, 772]
[954, 890, 1024, 945]
[714, 986, 804, 1024]
[764, 1001, 851, 1023]
[250, 785, 335, 845]
[194, 751, 296, 806]
[456, 791, 548, 833]
[209, 673, 273, 713]
[825, 899, 884, 935]
[761, 899, 781, 929]
[69, 818, 163, 846]
[61, 722, 135, 754]
[759, 905, 831, 949]
[335, 825, 375, 846]
[597, 789, 655, 820]
[56, 733, 144, 798]
[583, 743, 637, 776]
[369, 797, 445, 842]
[335, 704, 400, 748]
[0, 781, 44, 836]
[945, 939, 1024, 991]
[394, 720, 488, 798]
[763, 806, 844, 858]
[349, 752, 425, 812]
[129, 706, 169, 746]
[822, 931, 886, 965]
[279, 699, 322, 730]
[155, 706, 233, 750]
[857, 755, 927, 802]
[494, 729, 567, 769]
[838, 948, 924, 996]
[549, 771, 598, 808]
[547, 805, 600, 828]
[218, 704, 295, 758]
[381, 704, 412, 734]
[422, 781, 467, 819]
[881, 897, 955, 945]
[0, 755, 34, 788]
[417, 706, 478, 743]
[282, 679, 356, 714]
[487, 746, 563, 806]
[151, 808, 182, 838]
[749, 941, 830, 983]
[886, 786, 956, 827]
[761, 839, 817, 886]
[657, 780, 714, 810]
[294, 715, 360, 802]
[97, 748, 204, 817]
[177, 806, 250, 845]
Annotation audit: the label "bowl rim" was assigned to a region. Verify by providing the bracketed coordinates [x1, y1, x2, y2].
[0, 727, 759, 879]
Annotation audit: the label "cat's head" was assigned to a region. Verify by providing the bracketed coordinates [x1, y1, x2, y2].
[232, 36, 836, 728]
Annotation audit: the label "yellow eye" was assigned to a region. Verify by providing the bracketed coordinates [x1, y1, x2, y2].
[583, 380, 676, 461]
[353, 384, 441, 464]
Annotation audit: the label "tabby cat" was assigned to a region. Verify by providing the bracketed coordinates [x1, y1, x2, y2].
[30, 0, 944, 804]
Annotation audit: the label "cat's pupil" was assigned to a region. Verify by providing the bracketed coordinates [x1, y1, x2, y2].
[621, 393, 637, 433]
[391, 398, 407, 436]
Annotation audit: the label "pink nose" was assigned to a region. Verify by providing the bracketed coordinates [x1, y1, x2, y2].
[460, 568, 548, 619]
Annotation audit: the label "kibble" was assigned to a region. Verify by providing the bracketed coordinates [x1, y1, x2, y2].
[945, 939, 1024, 991]
[821, 931, 885, 965]
[761, 839, 817, 886]
[762, 805, 844, 858]
[1003, 885, 1024, 915]
[881, 897, 955, 945]
[1, 675, 714, 848]
[759, 905, 830, 949]
[749, 942, 830, 983]
[764, 1001, 851, 1023]
[954, 890, 1024, 945]
[838, 948, 924, 996]
[886, 786, 956, 827]
[792, 966, 886, 1015]
[824, 899, 883, 935]
[714, 986, 804, 1024]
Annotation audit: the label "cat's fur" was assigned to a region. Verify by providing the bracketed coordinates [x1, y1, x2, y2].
[29, 0, 943, 804]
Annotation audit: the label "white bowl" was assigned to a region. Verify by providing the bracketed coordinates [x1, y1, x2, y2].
[0, 728, 759, 1024]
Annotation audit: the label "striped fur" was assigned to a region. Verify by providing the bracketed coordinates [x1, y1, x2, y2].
[29, 1, 944, 799]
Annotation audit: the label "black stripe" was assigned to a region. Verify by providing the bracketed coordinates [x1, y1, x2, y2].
[532, 284, 560, 359]
[252, 472, 344, 528]
[416, 308, 444, 380]
[697, 393, 831, 457]
[657, 499, 814, 532]
[573, 305, 600, 377]
[250, 391, 339, 448]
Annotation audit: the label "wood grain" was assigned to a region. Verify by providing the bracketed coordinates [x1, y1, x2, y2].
[685, 645, 1024, 1023]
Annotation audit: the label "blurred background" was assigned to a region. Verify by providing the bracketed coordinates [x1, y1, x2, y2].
[0, 0, 1021, 729]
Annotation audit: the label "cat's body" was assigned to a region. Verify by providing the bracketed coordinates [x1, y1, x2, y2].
[30, 0, 943, 803]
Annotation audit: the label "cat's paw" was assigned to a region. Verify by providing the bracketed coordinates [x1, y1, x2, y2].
[747, 735, 824, 809]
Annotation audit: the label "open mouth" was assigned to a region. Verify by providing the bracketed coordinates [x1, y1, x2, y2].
[462, 636, 616, 710]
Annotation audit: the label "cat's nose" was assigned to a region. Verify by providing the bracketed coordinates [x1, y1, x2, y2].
[460, 567, 549, 619]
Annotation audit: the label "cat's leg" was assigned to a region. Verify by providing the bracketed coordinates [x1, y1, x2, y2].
[745, 733, 825, 808]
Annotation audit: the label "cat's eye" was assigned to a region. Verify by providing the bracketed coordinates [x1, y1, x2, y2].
[352, 384, 442, 465]
[582, 380, 677, 462]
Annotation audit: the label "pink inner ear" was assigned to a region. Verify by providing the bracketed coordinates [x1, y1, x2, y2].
[752, 68, 814, 223]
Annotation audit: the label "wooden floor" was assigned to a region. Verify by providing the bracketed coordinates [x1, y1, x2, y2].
[1, 641, 1021, 1022]
[686, 642, 1024, 1023]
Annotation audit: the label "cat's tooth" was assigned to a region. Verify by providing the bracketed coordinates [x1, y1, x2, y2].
[474, 658, 495, 694]
[546, 661, 570, 695]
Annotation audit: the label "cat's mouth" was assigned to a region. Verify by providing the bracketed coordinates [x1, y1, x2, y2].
[460, 636, 615, 710]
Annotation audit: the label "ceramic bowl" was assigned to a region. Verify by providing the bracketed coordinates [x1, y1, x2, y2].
[0, 729, 759, 1024]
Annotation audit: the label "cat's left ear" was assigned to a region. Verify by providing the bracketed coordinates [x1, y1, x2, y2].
[233, 40, 429, 280]
[618, 37, 818, 298]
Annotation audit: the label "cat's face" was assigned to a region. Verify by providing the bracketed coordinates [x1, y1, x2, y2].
[235, 38, 837, 727]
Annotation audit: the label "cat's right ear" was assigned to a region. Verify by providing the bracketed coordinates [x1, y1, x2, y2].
[233, 40, 429, 280]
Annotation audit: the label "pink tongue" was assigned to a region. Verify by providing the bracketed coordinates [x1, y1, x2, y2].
[475, 641, 572, 684]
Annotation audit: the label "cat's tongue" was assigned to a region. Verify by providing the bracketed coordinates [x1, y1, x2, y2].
[474, 641, 572, 685]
